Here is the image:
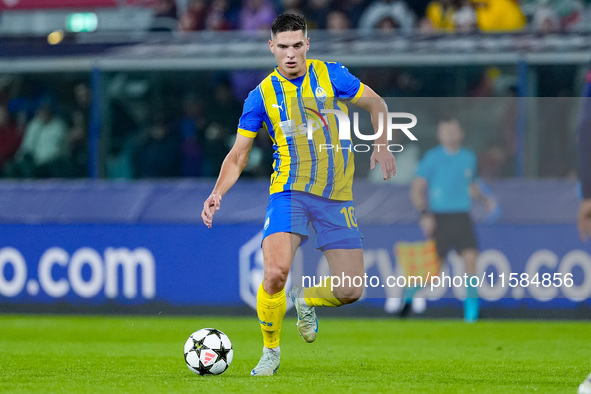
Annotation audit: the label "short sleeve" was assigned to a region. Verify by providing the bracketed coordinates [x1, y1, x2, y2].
[237, 87, 265, 139]
[416, 150, 435, 181]
[325, 62, 363, 101]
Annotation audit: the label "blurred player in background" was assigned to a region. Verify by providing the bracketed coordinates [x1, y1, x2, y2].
[201, 13, 396, 376]
[576, 64, 591, 394]
[410, 118, 495, 322]
[577, 66, 591, 244]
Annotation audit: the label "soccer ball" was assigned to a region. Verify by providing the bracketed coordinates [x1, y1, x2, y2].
[184, 328, 233, 375]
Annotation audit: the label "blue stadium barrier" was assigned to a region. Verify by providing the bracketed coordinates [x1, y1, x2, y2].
[0, 179, 589, 314]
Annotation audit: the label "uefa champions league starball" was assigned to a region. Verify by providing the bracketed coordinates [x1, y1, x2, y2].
[184, 328, 233, 375]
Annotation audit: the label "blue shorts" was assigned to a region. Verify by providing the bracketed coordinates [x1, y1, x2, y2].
[262, 191, 363, 251]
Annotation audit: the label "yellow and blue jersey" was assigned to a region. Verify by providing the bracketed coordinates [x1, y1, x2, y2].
[237, 59, 365, 201]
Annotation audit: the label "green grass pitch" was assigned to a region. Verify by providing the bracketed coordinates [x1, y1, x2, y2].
[0, 314, 589, 393]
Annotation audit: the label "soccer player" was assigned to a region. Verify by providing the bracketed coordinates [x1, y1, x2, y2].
[577, 66, 591, 243]
[201, 13, 396, 376]
[576, 64, 591, 394]
[409, 117, 495, 322]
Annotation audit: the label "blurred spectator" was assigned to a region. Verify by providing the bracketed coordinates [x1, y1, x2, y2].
[5, 77, 34, 133]
[0, 105, 21, 175]
[207, 82, 242, 134]
[532, 0, 561, 33]
[358, 0, 416, 33]
[106, 142, 134, 179]
[59, 110, 89, 178]
[154, 0, 178, 18]
[176, 93, 206, 177]
[334, 0, 370, 28]
[425, 0, 460, 31]
[133, 112, 181, 178]
[470, 0, 526, 32]
[280, 0, 304, 14]
[377, 16, 400, 32]
[5, 101, 67, 178]
[558, 0, 588, 31]
[326, 10, 352, 33]
[469, 66, 501, 97]
[205, 0, 235, 31]
[425, 0, 476, 32]
[201, 80, 241, 176]
[418, 15, 436, 33]
[151, 0, 179, 31]
[239, 0, 277, 31]
[203, 122, 231, 176]
[179, 0, 208, 31]
[305, 0, 333, 29]
[72, 82, 92, 114]
[455, 0, 477, 31]
[523, 0, 588, 31]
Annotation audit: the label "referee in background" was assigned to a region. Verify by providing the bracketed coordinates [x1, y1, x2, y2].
[410, 117, 495, 322]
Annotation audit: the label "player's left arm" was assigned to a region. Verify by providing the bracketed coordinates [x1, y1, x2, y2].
[353, 86, 396, 180]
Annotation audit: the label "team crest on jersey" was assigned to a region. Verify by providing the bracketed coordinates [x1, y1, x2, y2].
[315, 87, 327, 103]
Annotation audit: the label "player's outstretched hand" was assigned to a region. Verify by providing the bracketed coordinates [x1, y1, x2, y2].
[370, 148, 396, 181]
[202, 193, 222, 229]
[578, 198, 591, 242]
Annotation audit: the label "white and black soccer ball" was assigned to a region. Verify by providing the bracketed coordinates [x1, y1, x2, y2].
[184, 328, 233, 375]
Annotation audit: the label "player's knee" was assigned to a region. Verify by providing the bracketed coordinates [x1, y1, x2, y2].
[335, 286, 363, 304]
[263, 265, 289, 293]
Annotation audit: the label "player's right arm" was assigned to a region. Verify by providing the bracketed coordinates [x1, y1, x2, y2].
[202, 134, 255, 228]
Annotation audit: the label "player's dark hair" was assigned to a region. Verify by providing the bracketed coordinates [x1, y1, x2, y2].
[271, 13, 307, 37]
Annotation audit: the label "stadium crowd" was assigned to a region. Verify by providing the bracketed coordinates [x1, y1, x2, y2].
[165, 0, 591, 34]
[0, 65, 579, 182]
[0, 0, 587, 180]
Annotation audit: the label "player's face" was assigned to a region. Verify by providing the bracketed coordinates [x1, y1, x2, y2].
[269, 30, 309, 79]
[437, 119, 464, 150]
